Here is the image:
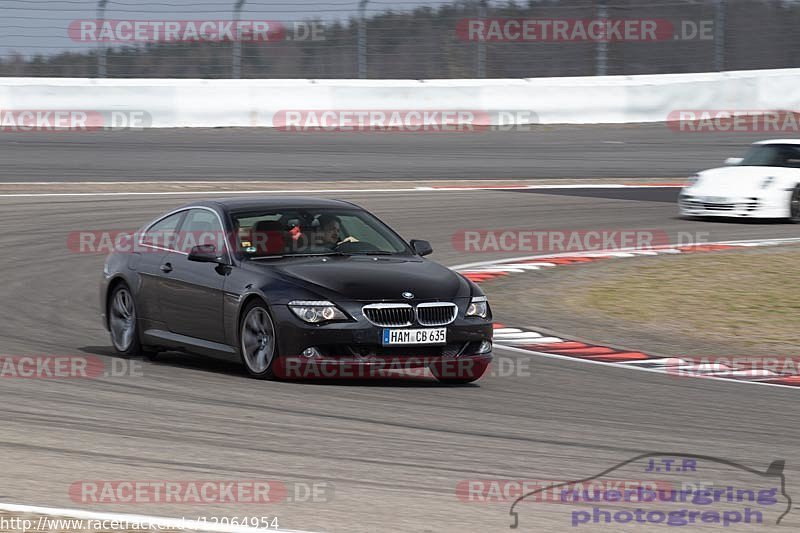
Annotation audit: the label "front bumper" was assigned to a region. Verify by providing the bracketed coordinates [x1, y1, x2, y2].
[678, 191, 790, 218]
[273, 353, 493, 380]
[271, 303, 493, 373]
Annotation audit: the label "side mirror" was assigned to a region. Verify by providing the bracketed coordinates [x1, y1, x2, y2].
[188, 244, 224, 264]
[410, 239, 433, 257]
[725, 157, 743, 166]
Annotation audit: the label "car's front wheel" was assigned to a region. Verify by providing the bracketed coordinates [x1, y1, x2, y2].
[108, 282, 154, 358]
[790, 184, 800, 223]
[239, 300, 279, 379]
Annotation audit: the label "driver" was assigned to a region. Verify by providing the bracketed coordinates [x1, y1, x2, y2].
[316, 214, 358, 248]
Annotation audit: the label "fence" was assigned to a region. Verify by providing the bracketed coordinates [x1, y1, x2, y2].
[0, 0, 798, 79]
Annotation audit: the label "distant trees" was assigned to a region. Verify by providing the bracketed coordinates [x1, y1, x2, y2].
[1, 0, 797, 78]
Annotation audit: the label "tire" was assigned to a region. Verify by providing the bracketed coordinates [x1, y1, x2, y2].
[108, 282, 152, 357]
[429, 357, 490, 385]
[790, 184, 800, 223]
[239, 300, 280, 379]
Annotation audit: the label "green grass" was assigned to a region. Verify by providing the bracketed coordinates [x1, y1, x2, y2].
[563, 250, 800, 348]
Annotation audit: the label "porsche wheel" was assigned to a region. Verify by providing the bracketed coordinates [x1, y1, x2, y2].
[790, 185, 800, 223]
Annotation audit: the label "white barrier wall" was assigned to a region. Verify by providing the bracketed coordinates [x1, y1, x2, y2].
[0, 68, 797, 127]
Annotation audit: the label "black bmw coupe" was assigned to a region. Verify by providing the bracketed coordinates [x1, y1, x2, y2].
[101, 197, 493, 382]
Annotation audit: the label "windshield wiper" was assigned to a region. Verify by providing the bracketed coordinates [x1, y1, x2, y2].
[347, 251, 395, 256]
[283, 251, 351, 257]
[250, 251, 398, 260]
[249, 251, 351, 260]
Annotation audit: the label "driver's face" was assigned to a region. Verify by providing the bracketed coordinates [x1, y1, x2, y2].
[321, 221, 340, 244]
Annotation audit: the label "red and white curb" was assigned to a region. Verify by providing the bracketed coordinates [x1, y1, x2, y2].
[491, 324, 800, 388]
[454, 237, 800, 283]
[452, 237, 800, 389]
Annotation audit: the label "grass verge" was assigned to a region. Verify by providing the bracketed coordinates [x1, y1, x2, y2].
[561, 249, 800, 349]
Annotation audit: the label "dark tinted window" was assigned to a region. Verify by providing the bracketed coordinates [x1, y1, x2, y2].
[179, 209, 228, 255]
[140, 211, 185, 250]
[232, 208, 410, 256]
[740, 144, 800, 168]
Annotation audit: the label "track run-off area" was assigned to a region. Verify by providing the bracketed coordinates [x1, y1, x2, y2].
[0, 125, 798, 532]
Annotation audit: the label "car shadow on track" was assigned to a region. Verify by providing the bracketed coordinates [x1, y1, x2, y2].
[78, 346, 477, 387]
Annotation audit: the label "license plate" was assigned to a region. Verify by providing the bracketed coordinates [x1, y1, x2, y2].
[704, 196, 729, 203]
[382, 328, 447, 346]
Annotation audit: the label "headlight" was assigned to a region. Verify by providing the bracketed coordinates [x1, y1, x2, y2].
[686, 174, 701, 187]
[466, 296, 489, 318]
[288, 300, 348, 323]
[761, 176, 775, 189]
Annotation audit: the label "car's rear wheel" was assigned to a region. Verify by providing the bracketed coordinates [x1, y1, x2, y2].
[239, 300, 279, 379]
[108, 283, 154, 357]
[790, 185, 800, 223]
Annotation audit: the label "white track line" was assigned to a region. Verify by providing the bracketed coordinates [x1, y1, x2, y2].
[0, 182, 682, 198]
[0, 502, 315, 533]
[422, 184, 682, 190]
[493, 332, 543, 339]
[0, 188, 421, 198]
[0, 181, 680, 186]
[0, 181, 440, 185]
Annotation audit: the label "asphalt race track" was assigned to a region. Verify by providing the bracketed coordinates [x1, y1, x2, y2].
[0, 125, 775, 181]
[1, 180, 799, 532]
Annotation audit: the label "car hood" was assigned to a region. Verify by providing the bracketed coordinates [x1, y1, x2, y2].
[261, 256, 472, 302]
[688, 166, 799, 195]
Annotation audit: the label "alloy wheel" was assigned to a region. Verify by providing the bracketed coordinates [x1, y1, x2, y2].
[109, 286, 136, 352]
[241, 306, 276, 374]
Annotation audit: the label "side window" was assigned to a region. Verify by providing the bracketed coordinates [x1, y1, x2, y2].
[180, 209, 226, 255]
[787, 146, 800, 168]
[140, 211, 185, 250]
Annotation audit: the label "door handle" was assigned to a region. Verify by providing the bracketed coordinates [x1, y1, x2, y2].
[160, 262, 173, 273]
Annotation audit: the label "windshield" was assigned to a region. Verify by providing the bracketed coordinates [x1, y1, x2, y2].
[739, 144, 800, 168]
[231, 207, 411, 257]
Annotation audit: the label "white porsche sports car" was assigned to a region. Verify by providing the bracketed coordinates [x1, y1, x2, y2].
[678, 139, 800, 221]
